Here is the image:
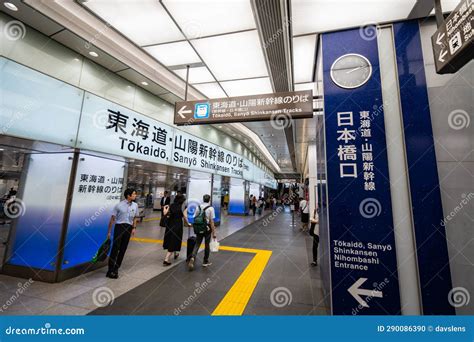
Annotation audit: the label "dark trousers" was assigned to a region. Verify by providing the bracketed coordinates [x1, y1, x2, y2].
[313, 235, 320, 263]
[108, 223, 133, 273]
[191, 230, 211, 262]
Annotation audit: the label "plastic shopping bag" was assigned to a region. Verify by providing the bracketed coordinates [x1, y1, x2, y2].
[210, 238, 220, 253]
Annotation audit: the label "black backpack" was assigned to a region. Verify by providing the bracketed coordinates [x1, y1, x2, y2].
[193, 205, 211, 235]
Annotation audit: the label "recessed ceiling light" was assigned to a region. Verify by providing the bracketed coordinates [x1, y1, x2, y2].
[4, 2, 18, 11]
[232, 134, 236, 136]
[141, 81, 148, 86]
[88, 51, 99, 57]
[218, 125, 223, 128]
[73, 57, 80, 62]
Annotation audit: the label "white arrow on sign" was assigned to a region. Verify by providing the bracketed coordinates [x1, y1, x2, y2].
[348, 278, 383, 308]
[177, 105, 192, 119]
[438, 49, 448, 63]
[436, 32, 445, 46]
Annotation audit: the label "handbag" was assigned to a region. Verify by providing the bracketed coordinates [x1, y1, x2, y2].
[159, 214, 169, 227]
[210, 238, 220, 252]
[159, 205, 170, 227]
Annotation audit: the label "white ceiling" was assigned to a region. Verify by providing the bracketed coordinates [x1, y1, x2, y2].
[20, 0, 449, 174]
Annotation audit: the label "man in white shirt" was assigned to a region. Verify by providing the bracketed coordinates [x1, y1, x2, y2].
[299, 197, 309, 232]
[188, 194, 216, 270]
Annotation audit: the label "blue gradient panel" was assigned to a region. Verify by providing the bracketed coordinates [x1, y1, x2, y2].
[61, 210, 111, 269]
[8, 208, 63, 270]
[7, 152, 73, 271]
[228, 199, 245, 215]
[61, 153, 125, 270]
[393, 20, 454, 315]
[322, 28, 401, 314]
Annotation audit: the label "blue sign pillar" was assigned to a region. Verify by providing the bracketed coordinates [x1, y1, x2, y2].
[322, 28, 401, 315]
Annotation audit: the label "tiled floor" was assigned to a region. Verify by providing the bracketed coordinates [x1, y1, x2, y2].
[91, 209, 329, 315]
[0, 209, 267, 315]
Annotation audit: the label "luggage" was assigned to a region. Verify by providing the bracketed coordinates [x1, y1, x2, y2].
[186, 236, 196, 261]
[92, 238, 111, 263]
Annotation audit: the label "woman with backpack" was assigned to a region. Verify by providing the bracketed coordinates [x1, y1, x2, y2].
[162, 194, 190, 266]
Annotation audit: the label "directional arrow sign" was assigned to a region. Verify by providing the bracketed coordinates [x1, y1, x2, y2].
[177, 105, 192, 119]
[173, 90, 313, 126]
[438, 49, 448, 63]
[436, 32, 445, 46]
[431, 0, 473, 74]
[348, 278, 383, 308]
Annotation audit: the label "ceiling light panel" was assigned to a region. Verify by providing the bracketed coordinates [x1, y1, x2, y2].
[84, 0, 184, 45]
[193, 82, 227, 99]
[144, 41, 201, 66]
[295, 82, 315, 91]
[163, 0, 256, 38]
[291, 0, 417, 35]
[191, 30, 268, 80]
[220, 77, 272, 97]
[293, 35, 316, 83]
[174, 66, 215, 84]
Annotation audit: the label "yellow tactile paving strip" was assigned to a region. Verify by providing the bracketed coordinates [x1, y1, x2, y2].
[212, 247, 272, 316]
[130, 237, 272, 316]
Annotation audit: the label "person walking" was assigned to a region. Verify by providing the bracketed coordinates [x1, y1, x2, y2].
[251, 195, 257, 216]
[106, 189, 139, 279]
[257, 197, 264, 215]
[162, 194, 189, 266]
[188, 194, 216, 271]
[299, 197, 309, 232]
[309, 208, 320, 266]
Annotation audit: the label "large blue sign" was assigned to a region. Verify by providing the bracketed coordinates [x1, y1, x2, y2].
[322, 28, 401, 315]
[393, 21, 454, 315]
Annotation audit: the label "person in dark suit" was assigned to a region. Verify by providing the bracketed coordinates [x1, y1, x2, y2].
[160, 191, 170, 212]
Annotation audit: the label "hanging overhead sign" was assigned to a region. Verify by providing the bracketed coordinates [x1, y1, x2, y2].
[431, 0, 473, 74]
[174, 90, 313, 125]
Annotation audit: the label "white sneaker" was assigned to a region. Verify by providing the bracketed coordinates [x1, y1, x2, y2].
[202, 261, 212, 267]
[188, 257, 195, 271]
